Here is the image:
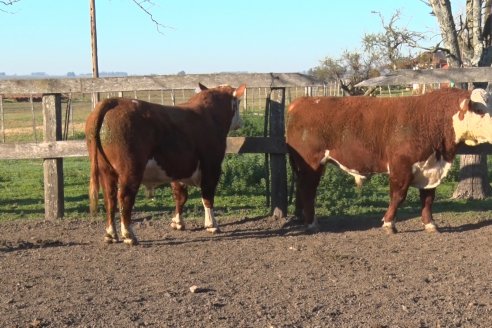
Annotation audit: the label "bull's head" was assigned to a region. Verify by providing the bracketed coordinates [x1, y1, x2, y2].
[196, 83, 246, 132]
[453, 88, 492, 146]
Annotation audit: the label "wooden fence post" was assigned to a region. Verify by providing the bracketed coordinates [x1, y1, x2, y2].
[268, 87, 288, 218]
[42, 94, 64, 219]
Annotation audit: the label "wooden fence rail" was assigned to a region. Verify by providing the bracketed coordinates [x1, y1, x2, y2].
[0, 73, 309, 220]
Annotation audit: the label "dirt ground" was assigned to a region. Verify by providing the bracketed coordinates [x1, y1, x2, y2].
[1, 211, 492, 328]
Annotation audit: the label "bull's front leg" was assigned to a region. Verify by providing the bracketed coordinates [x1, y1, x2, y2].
[382, 174, 411, 234]
[202, 198, 219, 233]
[297, 167, 323, 232]
[200, 171, 221, 233]
[419, 188, 439, 233]
[170, 182, 187, 231]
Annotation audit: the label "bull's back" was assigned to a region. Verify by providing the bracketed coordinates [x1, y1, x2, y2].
[286, 96, 415, 172]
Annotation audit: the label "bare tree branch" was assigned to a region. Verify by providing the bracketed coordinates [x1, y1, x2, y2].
[0, 0, 20, 14]
[130, 0, 172, 34]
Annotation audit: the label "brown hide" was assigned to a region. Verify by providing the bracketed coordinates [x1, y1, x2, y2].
[85, 84, 246, 244]
[286, 88, 474, 233]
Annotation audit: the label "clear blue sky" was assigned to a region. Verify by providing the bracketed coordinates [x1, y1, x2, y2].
[0, 0, 450, 76]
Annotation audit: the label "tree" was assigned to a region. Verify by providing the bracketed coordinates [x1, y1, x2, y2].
[0, 0, 20, 13]
[362, 10, 426, 70]
[310, 11, 428, 96]
[428, 0, 492, 199]
[309, 51, 380, 95]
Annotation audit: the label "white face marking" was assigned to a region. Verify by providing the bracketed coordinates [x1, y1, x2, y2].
[229, 101, 242, 131]
[452, 110, 492, 146]
[411, 153, 452, 189]
[321, 150, 368, 187]
[142, 159, 202, 188]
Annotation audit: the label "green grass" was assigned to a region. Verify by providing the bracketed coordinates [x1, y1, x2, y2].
[2, 152, 492, 224]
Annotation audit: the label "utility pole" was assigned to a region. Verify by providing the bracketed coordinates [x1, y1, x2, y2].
[89, 0, 100, 108]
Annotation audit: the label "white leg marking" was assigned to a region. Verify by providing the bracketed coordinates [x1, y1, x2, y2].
[121, 221, 136, 245]
[424, 221, 438, 233]
[381, 218, 397, 234]
[170, 213, 185, 230]
[202, 199, 219, 233]
[104, 224, 117, 243]
[306, 217, 320, 232]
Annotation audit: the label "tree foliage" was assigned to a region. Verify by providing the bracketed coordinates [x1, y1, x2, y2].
[309, 10, 426, 95]
[362, 10, 426, 70]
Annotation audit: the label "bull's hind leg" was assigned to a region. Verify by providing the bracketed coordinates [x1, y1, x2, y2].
[117, 178, 141, 245]
[420, 188, 438, 233]
[100, 172, 118, 243]
[170, 182, 188, 230]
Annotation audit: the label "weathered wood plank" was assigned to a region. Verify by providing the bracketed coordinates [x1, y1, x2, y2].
[356, 67, 492, 87]
[0, 73, 321, 94]
[268, 88, 288, 219]
[0, 137, 287, 160]
[42, 95, 64, 220]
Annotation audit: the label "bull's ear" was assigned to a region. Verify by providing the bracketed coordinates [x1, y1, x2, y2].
[198, 83, 208, 91]
[233, 84, 246, 98]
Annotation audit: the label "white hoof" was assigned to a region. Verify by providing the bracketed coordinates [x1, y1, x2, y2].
[206, 227, 220, 234]
[306, 221, 320, 233]
[382, 221, 397, 234]
[123, 237, 138, 246]
[424, 222, 439, 233]
[170, 222, 185, 230]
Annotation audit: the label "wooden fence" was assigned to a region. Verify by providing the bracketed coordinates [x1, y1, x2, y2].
[0, 73, 322, 220]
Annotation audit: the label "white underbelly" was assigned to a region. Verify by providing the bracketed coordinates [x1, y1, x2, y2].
[142, 158, 202, 188]
[411, 153, 452, 189]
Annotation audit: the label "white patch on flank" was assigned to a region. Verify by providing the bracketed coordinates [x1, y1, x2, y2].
[142, 158, 202, 188]
[452, 110, 492, 146]
[321, 150, 368, 187]
[411, 153, 452, 189]
[132, 99, 139, 105]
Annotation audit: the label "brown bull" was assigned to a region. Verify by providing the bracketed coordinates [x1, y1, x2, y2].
[286, 88, 492, 233]
[85, 83, 246, 245]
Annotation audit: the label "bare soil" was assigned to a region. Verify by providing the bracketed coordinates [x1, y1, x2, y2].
[1, 212, 492, 328]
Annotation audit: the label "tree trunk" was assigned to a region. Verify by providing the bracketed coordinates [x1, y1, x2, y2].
[452, 154, 491, 199]
[430, 0, 491, 200]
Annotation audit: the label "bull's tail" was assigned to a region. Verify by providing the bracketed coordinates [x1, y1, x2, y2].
[87, 98, 120, 216]
[88, 139, 100, 216]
